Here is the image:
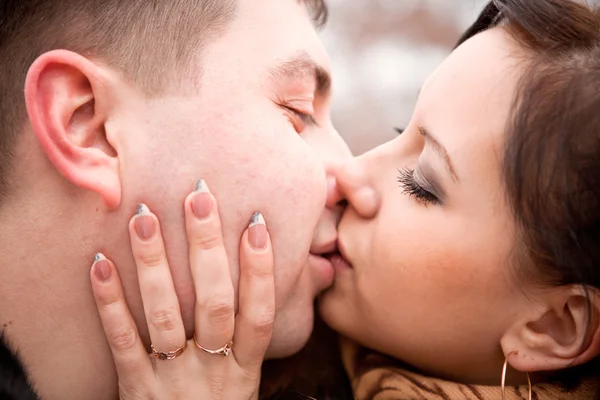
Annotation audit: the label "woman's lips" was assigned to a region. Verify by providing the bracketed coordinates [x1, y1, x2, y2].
[309, 237, 354, 290]
[326, 244, 353, 272]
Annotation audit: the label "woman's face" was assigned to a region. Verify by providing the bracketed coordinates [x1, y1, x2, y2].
[320, 28, 532, 384]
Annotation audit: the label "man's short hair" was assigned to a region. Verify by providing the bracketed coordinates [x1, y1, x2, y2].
[0, 0, 327, 200]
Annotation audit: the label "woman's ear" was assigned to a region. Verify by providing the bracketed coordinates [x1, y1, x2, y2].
[501, 285, 600, 372]
[25, 49, 121, 209]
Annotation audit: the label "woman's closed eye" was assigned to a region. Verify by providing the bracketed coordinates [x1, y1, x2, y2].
[397, 167, 441, 206]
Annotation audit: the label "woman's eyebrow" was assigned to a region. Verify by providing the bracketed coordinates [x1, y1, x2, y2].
[418, 126, 459, 183]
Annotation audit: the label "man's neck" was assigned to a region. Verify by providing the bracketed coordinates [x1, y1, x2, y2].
[0, 196, 119, 400]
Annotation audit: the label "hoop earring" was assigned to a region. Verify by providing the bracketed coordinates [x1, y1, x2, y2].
[501, 352, 532, 400]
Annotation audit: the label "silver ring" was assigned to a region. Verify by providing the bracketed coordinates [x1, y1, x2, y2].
[193, 335, 232, 357]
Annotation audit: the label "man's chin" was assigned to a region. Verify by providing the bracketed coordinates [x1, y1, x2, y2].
[264, 309, 315, 359]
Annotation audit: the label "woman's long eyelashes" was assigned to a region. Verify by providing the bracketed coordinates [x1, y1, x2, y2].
[397, 167, 441, 206]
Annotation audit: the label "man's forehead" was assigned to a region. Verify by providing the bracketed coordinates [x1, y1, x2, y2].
[232, 0, 329, 57]
[199, 0, 332, 96]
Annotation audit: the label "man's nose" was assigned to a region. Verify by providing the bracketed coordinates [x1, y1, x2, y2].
[328, 157, 380, 219]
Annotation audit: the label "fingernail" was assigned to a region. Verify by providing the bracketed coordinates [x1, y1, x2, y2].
[93, 253, 112, 283]
[248, 212, 268, 250]
[135, 203, 149, 215]
[194, 179, 209, 193]
[134, 204, 156, 241]
[191, 179, 213, 220]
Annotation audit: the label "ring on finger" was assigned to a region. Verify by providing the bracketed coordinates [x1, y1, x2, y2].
[193, 335, 233, 357]
[151, 342, 187, 360]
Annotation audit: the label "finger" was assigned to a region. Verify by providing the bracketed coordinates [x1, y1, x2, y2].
[90, 253, 153, 392]
[232, 212, 275, 368]
[185, 180, 235, 354]
[129, 205, 187, 361]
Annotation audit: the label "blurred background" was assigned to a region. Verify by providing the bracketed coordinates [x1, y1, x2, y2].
[319, 0, 488, 154]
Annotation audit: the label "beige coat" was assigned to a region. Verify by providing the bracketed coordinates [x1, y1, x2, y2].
[341, 339, 600, 400]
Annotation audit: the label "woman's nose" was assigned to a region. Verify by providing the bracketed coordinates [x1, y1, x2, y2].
[327, 156, 380, 219]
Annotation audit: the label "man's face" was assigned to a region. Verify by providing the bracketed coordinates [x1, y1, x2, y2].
[113, 0, 350, 357]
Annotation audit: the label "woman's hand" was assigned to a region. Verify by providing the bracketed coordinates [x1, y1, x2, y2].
[89, 180, 274, 400]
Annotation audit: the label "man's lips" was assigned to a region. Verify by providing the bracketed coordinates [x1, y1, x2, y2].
[308, 237, 339, 291]
[308, 253, 335, 291]
[310, 238, 338, 255]
[326, 239, 353, 271]
[311, 235, 353, 271]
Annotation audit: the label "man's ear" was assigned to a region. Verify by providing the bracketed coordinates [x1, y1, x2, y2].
[25, 49, 121, 209]
[501, 285, 600, 373]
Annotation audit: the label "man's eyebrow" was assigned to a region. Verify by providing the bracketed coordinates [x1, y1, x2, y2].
[419, 126, 459, 183]
[268, 51, 331, 96]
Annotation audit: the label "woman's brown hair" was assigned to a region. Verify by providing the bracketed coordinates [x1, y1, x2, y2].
[474, 0, 600, 330]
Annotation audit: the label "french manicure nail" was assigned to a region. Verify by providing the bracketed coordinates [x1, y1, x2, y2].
[136, 203, 150, 215]
[134, 204, 156, 241]
[248, 212, 268, 250]
[191, 180, 213, 220]
[93, 253, 112, 283]
[194, 179, 210, 193]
